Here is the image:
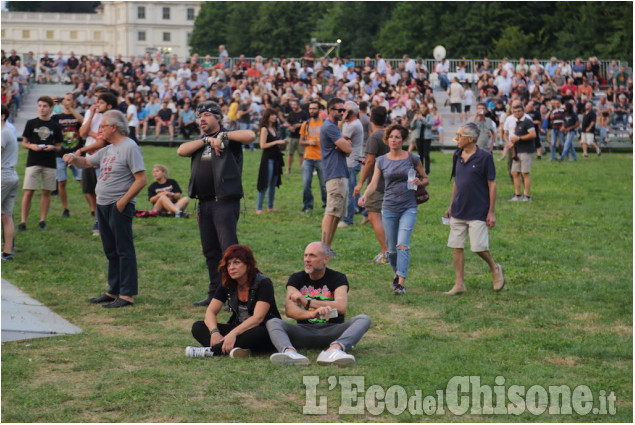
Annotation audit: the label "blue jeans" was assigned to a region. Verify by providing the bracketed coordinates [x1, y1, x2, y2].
[438, 73, 450, 90]
[301, 158, 326, 210]
[257, 159, 277, 210]
[382, 207, 418, 278]
[561, 131, 578, 160]
[342, 163, 362, 225]
[96, 202, 138, 297]
[550, 129, 566, 160]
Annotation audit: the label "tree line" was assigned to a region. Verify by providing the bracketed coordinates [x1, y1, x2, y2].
[189, 1, 632, 62]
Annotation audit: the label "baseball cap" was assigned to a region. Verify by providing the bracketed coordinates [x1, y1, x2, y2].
[196, 100, 223, 119]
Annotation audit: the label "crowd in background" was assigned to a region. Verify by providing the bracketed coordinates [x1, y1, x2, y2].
[1, 47, 632, 148]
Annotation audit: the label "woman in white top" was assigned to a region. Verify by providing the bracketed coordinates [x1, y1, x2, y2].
[447, 77, 465, 125]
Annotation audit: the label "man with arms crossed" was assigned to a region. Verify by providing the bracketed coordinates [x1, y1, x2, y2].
[177, 101, 256, 306]
[266, 242, 371, 366]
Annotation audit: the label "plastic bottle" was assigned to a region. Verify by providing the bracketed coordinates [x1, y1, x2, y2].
[407, 168, 416, 190]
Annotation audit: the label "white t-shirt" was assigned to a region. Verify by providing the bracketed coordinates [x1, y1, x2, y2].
[126, 104, 139, 128]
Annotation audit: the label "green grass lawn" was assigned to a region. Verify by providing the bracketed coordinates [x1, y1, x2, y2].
[1, 146, 632, 422]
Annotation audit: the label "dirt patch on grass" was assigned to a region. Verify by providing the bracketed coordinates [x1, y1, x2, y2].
[544, 356, 580, 366]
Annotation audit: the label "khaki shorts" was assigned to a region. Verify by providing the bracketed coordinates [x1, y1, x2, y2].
[23, 166, 56, 191]
[365, 190, 384, 213]
[447, 217, 489, 252]
[286, 136, 305, 155]
[511, 152, 533, 174]
[1, 177, 19, 216]
[325, 177, 348, 218]
[580, 132, 595, 144]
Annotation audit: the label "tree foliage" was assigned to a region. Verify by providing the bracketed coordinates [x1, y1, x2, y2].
[189, 1, 632, 61]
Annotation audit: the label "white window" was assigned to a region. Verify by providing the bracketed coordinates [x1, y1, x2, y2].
[138, 6, 145, 19]
[162, 7, 170, 20]
[187, 8, 195, 20]
[138, 31, 146, 41]
[163, 32, 171, 42]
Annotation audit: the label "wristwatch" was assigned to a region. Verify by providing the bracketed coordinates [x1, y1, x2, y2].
[209, 328, 219, 335]
[218, 131, 228, 149]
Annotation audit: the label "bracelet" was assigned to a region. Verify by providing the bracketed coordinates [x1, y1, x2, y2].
[209, 328, 219, 335]
[305, 299, 312, 310]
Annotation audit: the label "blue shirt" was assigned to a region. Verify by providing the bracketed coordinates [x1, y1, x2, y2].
[320, 119, 348, 181]
[451, 147, 496, 221]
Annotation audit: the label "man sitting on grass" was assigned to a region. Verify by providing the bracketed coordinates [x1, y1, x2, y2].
[266, 241, 371, 366]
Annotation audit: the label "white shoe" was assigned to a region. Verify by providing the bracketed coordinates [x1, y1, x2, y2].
[270, 351, 310, 365]
[185, 346, 214, 358]
[337, 221, 350, 228]
[229, 347, 251, 358]
[316, 349, 355, 367]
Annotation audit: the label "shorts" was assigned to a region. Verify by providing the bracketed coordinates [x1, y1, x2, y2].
[464, 105, 471, 113]
[511, 152, 533, 174]
[447, 217, 489, 252]
[287, 136, 304, 155]
[365, 190, 384, 213]
[82, 166, 97, 194]
[581, 132, 595, 144]
[146, 118, 156, 126]
[56, 157, 82, 182]
[23, 166, 56, 191]
[325, 177, 348, 218]
[1, 177, 19, 216]
[450, 103, 462, 113]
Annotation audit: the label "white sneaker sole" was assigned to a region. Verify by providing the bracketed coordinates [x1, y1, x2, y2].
[270, 353, 310, 365]
[229, 348, 251, 359]
[317, 357, 355, 367]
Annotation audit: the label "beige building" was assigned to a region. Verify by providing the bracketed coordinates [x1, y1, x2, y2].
[1, 1, 201, 60]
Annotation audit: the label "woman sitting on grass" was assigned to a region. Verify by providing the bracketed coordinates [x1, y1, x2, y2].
[147, 164, 189, 218]
[187, 244, 281, 358]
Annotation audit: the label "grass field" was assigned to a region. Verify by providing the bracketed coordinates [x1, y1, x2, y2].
[1, 145, 632, 422]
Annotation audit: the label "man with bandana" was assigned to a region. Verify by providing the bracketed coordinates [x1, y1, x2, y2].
[177, 101, 256, 306]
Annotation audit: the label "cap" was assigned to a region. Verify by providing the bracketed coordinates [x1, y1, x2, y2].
[196, 100, 223, 119]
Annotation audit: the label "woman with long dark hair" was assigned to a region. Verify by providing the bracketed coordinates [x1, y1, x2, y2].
[188, 245, 281, 358]
[255, 108, 286, 214]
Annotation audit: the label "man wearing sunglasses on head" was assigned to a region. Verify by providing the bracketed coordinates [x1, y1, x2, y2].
[319, 98, 352, 254]
[177, 101, 256, 307]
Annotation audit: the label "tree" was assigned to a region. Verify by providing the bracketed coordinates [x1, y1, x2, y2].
[491, 26, 536, 59]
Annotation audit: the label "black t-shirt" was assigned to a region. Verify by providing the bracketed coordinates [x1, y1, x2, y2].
[286, 268, 349, 324]
[563, 112, 578, 131]
[147, 178, 182, 201]
[213, 276, 279, 324]
[581, 111, 596, 132]
[192, 128, 243, 200]
[52, 113, 84, 156]
[40, 57, 54, 69]
[158, 108, 173, 122]
[22, 118, 63, 168]
[287, 109, 310, 138]
[514, 116, 536, 154]
[66, 57, 79, 70]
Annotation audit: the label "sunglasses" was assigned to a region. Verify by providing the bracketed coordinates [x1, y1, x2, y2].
[333, 108, 346, 113]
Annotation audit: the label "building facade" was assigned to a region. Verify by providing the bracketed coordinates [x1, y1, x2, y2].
[1, 1, 201, 60]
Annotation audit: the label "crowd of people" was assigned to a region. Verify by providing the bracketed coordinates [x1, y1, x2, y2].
[0, 45, 630, 362]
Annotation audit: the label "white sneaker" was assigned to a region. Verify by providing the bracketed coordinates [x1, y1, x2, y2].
[316, 349, 356, 367]
[270, 351, 310, 365]
[185, 346, 214, 358]
[229, 347, 251, 358]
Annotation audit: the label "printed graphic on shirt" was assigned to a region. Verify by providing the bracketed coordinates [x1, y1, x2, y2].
[300, 284, 334, 324]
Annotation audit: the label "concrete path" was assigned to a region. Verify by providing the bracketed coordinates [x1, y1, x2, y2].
[1, 279, 82, 342]
[11, 83, 73, 135]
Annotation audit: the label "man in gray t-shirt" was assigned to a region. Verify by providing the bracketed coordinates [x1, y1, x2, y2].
[341, 102, 364, 226]
[64, 110, 146, 308]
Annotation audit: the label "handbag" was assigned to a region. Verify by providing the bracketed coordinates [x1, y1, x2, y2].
[408, 153, 429, 204]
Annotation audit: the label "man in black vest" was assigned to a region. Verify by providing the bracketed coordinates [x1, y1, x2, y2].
[177, 101, 255, 306]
